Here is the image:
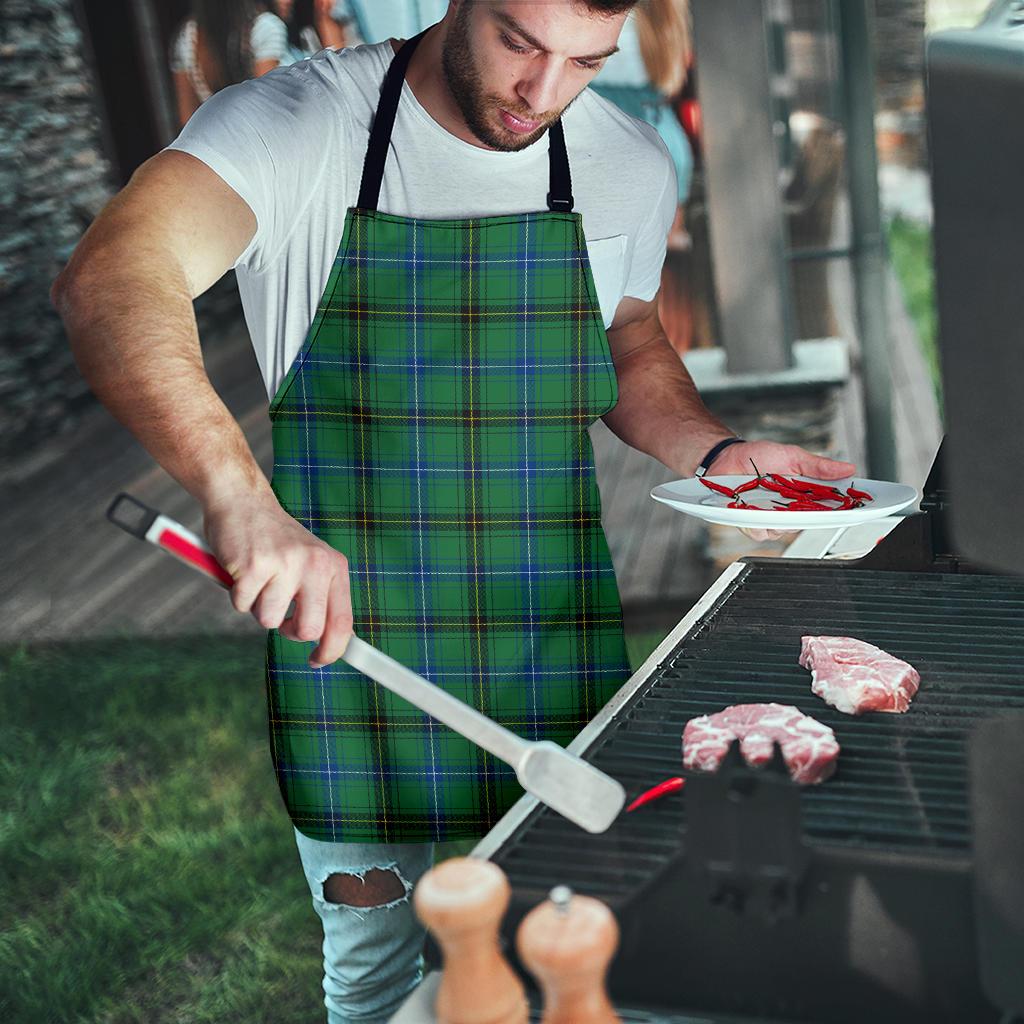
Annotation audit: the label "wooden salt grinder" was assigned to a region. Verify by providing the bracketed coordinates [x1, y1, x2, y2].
[413, 857, 528, 1024]
[516, 885, 621, 1024]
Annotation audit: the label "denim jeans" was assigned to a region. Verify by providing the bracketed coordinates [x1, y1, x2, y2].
[293, 826, 442, 1024]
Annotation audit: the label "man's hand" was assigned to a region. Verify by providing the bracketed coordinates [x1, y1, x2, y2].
[203, 491, 353, 668]
[708, 440, 857, 543]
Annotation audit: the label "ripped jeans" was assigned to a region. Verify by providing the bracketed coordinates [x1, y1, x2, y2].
[292, 826, 437, 1024]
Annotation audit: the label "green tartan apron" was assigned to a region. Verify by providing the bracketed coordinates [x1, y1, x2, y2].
[265, 30, 630, 843]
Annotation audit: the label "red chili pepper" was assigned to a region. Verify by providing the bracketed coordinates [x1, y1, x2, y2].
[763, 480, 820, 501]
[780, 498, 833, 511]
[735, 478, 762, 494]
[626, 776, 686, 812]
[699, 477, 737, 498]
[847, 485, 873, 502]
[776, 474, 844, 498]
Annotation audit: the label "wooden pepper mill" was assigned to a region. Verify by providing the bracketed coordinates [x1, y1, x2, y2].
[413, 856, 528, 1024]
[516, 885, 621, 1024]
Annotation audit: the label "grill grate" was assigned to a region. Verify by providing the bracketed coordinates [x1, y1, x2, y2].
[493, 563, 1024, 897]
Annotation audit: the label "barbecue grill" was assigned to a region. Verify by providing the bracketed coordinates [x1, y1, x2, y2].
[466, 446, 1023, 1022]
[405, 9, 1024, 1022]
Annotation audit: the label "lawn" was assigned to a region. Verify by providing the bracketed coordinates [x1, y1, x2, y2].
[886, 215, 942, 413]
[0, 630, 665, 1023]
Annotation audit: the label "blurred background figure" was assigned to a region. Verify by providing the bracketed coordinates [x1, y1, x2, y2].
[274, 0, 351, 63]
[170, 1, 290, 129]
[332, 0, 448, 45]
[592, 0, 695, 352]
[592, 0, 694, 228]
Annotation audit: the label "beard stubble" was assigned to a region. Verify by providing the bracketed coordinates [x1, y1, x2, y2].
[440, 5, 564, 152]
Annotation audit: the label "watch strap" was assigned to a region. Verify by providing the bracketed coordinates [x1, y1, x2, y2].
[695, 437, 745, 478]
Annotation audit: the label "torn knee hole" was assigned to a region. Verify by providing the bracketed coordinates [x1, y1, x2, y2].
[323, 868, 407, 908]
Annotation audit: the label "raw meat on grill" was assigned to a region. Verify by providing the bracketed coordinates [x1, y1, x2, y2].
[682, 703, 840, 785]
[799, 635, 920, 716]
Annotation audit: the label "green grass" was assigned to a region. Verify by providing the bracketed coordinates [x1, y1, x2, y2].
[886, 215, 943, 414]
[0, 636, 325, 1024]
[0, 631, 665, 1023]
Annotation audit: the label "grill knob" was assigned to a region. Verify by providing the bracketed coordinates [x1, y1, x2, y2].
[413, 857, 528, 1024]
[516, 888, 621, 1023]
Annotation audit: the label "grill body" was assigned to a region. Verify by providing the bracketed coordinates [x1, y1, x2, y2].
[471, 560, 1024, 1022]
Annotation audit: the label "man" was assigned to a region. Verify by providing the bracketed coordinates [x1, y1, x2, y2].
[52, 2, 855, 1020]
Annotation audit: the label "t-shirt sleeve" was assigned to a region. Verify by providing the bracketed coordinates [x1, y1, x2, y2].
[623, 137, 677, 302]
[164, 64, 338, 273]
[251, 11, 289, 63]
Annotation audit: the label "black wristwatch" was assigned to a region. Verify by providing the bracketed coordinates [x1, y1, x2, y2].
[694, 437, 745, 478]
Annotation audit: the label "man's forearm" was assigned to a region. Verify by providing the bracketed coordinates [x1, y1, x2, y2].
[53, 258, 272, 512]
[602, 332, 735, 477]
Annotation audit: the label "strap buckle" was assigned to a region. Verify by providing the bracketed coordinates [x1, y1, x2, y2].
[546, 191, 574, 213]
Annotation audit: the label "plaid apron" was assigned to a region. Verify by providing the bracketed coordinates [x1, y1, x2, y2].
[265, 31, 630, 843]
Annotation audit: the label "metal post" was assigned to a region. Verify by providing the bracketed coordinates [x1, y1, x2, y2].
[690, 0, 795, 374]
[129, 0, 177, 147]
[836, 0, 898, 480]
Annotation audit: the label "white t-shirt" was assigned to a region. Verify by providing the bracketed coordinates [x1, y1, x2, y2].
[167, 40, 676, 400]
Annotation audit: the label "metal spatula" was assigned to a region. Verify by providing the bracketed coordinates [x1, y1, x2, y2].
[106, 493, 626, 834]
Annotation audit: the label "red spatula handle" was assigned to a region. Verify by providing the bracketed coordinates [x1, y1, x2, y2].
[106, 492, 234, 589]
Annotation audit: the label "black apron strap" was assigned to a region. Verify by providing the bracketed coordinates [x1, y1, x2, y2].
[357, 29, 429, 211]
[546, 118, 574, 213]
[357, 28, 574, 214]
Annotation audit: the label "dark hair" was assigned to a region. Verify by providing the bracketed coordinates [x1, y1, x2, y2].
[576, 0, 639, 13]
[192, 0, 261, 89]
[286, 0, 315, 53]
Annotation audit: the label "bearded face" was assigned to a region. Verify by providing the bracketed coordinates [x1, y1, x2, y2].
[440, 2, 623, 152]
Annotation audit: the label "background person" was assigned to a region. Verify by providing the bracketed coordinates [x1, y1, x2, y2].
[275, 0, 351, 63]
[170, 0, 290, 128]
[592, 0, 694, 213]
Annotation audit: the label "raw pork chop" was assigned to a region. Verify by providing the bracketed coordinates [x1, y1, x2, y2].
[799, 636, 920, 716]
[682, 703, 840, 785]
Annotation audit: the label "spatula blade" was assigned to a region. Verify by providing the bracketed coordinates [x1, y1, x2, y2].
[516, 741, 625, 834]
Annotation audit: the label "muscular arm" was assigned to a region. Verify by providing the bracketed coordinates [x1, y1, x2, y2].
[602, 293, 856, 497]
[51, 150, 353, 664]
[52, 150, 264, 508]
[602, 295, 733, 477]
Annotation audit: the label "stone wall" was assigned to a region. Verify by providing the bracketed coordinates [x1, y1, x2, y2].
[0, 0, 115, 464]
[0, 0, 245, 467]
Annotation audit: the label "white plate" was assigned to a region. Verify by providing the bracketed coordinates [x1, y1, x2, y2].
[650, 476, 920, 530]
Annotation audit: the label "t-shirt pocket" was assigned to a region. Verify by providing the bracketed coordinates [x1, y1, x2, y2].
[584, 234, 628, 329]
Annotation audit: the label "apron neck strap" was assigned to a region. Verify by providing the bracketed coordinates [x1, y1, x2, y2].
[358, 29, 427, 212]
[357, 29, 575, 215]
[546, 119, 574, 213]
